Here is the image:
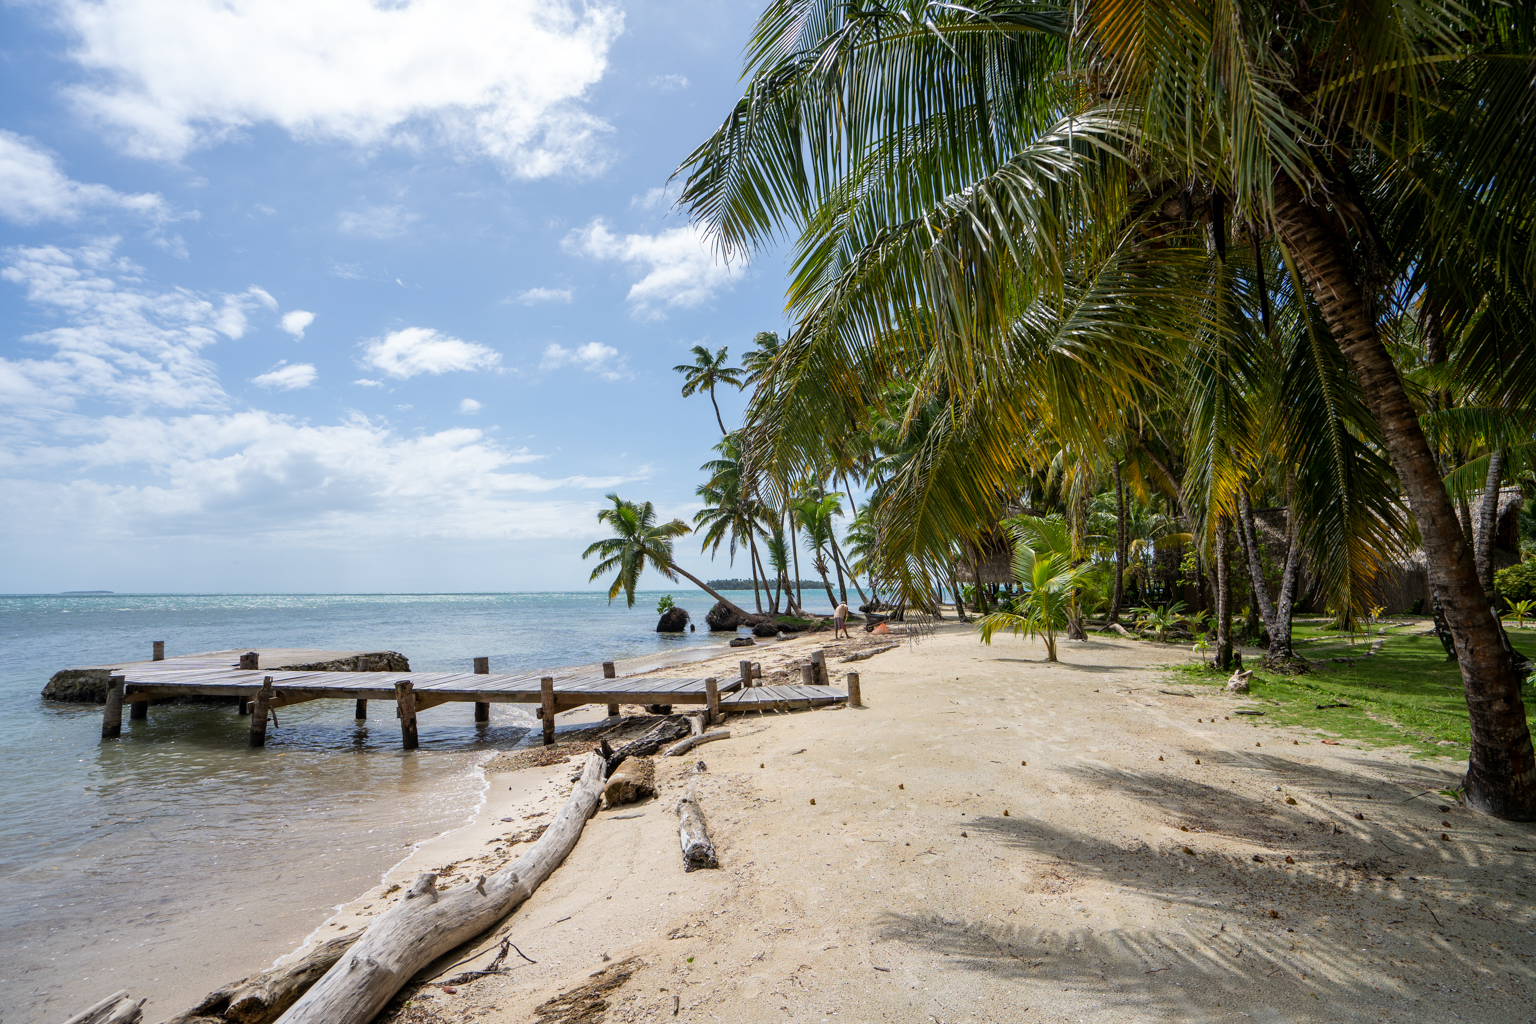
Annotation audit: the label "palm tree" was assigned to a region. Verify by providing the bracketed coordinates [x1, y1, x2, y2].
[794, 492, 843, 612]
[695, 436, 771, 612]
[583, 494, 754, 618]
[673, 344, 745, 436]
[678, 0, 1536, 819]
[742, 331, 782, 386]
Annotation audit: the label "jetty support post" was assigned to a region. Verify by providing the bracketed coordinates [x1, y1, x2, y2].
[250, 677, 275, 747]
[152, 640, 165, 661]
[739, 659, 753, 688]
[102, 675, 125, 739]
[847, 671, 862, 707]
[706, 676, 719, 727]
[396, 681, 418, 751]
[354, 699, 366, 720]
[752, 662, 762, 681]
[239, 697, 250, 715]
[541, 677, 556, 745]
[810, 649, 827, 685]
[603, 661, 619, 716]
[130, 694, 148, 720]
[473, 656, 490, 723]
[800, 663, 816, 687]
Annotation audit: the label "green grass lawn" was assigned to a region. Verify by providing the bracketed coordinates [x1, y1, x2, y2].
[1165, 619, 1536, 760]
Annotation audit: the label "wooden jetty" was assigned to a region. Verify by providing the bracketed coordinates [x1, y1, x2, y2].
[90, 646, 848, 750]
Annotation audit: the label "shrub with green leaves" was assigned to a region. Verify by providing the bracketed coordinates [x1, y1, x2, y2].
[1496, 561, 1536, 603]
[656, 594, 676, 615]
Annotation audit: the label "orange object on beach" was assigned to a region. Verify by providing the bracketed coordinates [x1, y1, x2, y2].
[871, 622, 891, 634]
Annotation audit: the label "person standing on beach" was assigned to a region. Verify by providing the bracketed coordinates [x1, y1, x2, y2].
[833, 600, 850, 639]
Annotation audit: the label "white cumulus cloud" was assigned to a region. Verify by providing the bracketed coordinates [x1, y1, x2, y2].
[566, 219, 741, 318]
[458, 397, 482, 413]
[0, 131, 170, 225]
[0, 241, 276, 415]
[280, 309, 315, 338]
[361, 327, 501, 379]
[251, 362, 317, 390]
[513, 286, 573, 305]
[540, 341, 626, 380]
[58, 0, 624, 177]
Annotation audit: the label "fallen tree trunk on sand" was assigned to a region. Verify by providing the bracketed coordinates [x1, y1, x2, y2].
[677, 789, 718, 871]
[662, 730, 730, 758]
[273, 751, 608, 1024]
[61, 991, 144, 1024]
[161, 933, 359, 1024]
[602, 718, 689, 775]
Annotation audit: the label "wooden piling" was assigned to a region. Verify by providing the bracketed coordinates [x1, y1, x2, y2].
[541, 677, 556, 745]
[752, 662, 762, 680]
[250, 678, 275, 747]
[810, 649, 827, 685]
[396, 681, 418, 751]
[354, 699, 366, 719]
[800, 664, 816, 687]
[239, 651, 259, 670]
[847, 671, 862, 707]
[152, 640, 165, 662]
[473, 656, 490, 723]
[739, 659, 753, 688]
[603, 662, 619, 716]
[239, 698, 250, 716]
[102, 675, 125, 739]
[705, 676, 719, 726]
[130, 696, 148, 720]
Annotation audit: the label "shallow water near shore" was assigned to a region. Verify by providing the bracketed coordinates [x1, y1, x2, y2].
[0, 590, 757, 1024]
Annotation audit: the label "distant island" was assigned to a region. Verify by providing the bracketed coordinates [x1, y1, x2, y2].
[61, 591, 114, 595]
[706, 579, 824, 591]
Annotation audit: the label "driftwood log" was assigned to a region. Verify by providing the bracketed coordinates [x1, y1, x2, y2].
[661, 730, 730, 758]
[272, 751, 609, 1024]
[602, 718, 689, 775]
[160, 933, 360, 1024]
[677, 789, 719, 871]
[602, 756, 655, 808]
[61, 991, 144, 1024]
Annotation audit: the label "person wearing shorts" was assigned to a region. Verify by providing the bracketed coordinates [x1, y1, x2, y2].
[833, 601, 850, 638]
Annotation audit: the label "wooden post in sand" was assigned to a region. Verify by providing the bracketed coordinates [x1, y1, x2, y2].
[705, 676, 719, 727]
[130, 695, 148, 720]
[250, 678, 275, 747]
[152, 640, 165, 661]
[739, 659, 753, 688]
[752, 662, 762, 680]
[396, 680, 418, 751]
[603, 662, 619, 716]
[810, 649, 827, 685]
[800, 663, 816, 687]
[102, 675, 125, 739]
[473, 656, 490, 723]
[541, 677, 556, 745]
[847, 671, 862, 707]
[354, 699, 366, 719]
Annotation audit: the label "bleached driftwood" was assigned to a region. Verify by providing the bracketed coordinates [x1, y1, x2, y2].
[160, 932, 359, 1024]
[602, 756, 655, 808]
[677, 789, 719, 871]
[662, 730, 730, 757]
[603, 718, 688, 775]
[60, 991, 143, 1024]
[272, 751, 608, 1024]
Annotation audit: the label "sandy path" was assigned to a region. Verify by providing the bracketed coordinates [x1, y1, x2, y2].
[339, 625, 1533, 1024]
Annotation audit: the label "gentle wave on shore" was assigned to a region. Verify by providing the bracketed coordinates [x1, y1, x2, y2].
[0, 590, 750, 1023]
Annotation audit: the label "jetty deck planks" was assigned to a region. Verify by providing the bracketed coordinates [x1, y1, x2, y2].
[721, 684, 848, 711]
[94, 651, 747, 748]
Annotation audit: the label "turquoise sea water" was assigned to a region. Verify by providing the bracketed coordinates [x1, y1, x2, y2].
[0, 590, 755, 1024]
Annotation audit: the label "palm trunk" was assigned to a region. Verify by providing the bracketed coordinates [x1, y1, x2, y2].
[1238, 489, 1301, 666]
[828, 531, 864, 603]
[790, 524, 804, 611]
[1275, 179, 1534, 820]
[1108, 459, 1127, 624]
[815, 554, 838, 612]
[747, 539, 765, 613]
[1214, 516, 1233, 670]
[669, 564, 754, 620]
[1476, 447, 1506, 600]
[708, 388, 727, 436]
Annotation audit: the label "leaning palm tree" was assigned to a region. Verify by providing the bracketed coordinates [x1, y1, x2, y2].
[583, 494, 754, 617]
[673, 344, 745, 435]
[679, 0, 1536, 819]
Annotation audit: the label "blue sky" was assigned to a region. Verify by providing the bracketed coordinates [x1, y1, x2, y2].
[0, 0, 797, 593]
